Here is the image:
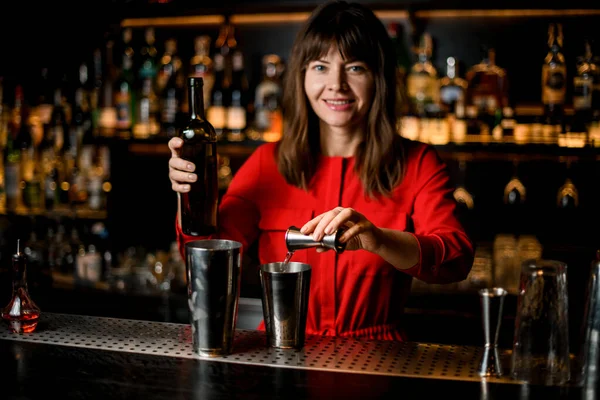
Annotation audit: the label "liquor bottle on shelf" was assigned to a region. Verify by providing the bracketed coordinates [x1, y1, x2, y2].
[542, 23, 567, 147]
[114, 28, 135, 138]
[158, 39, 184, 138]
[0, 78, 7, 211]
[206, 53, 228, 141]
[214, 17, 238, 84]
[466, 46, 509, 135]
[591, 47, 600, 146]
[72, 62, 93, 153]
[571, 40, 595, 147]
[133, 77, 160, 139]
[17, 104, 42, 211]
[137, 27, 158, 83]
[36, 67, 54, 125]
[1, 239, 41, 334]
[406, 33, 439, 118]
[5, 85, 24, 212]
[98, 39, 117, 137]
[190, 35, 214, 112]
[439, 57, 467, 115]
[178, 77, 218, 236]
[89, 47, 103, 137]
[226, 50, 249, 142]
[387, 22, 412, 118]
[253, 54, 284, 142]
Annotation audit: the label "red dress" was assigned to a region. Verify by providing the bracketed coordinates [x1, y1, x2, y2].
[176, 139, 474, 340]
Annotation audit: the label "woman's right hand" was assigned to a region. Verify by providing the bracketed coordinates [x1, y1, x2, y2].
[168, 137, 197, 193]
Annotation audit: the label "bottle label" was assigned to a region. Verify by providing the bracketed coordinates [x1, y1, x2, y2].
[542, 65, 566, 104]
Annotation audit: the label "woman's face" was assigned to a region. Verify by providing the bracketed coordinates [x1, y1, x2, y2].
[304, 45, 375, 134]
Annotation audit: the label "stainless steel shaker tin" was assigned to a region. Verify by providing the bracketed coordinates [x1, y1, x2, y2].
[285, 226, 346, 254]
[185, 239, 243, 357]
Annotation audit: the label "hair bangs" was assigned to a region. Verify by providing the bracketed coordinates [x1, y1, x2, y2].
[300, 9, 380, 69]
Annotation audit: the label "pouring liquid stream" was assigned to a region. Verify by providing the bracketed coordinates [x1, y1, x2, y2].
[281, 251, 295, 272]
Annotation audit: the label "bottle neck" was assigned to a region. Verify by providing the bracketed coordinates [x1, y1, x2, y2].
[12, 253, 28, 291]
[189, 81, 206, 120]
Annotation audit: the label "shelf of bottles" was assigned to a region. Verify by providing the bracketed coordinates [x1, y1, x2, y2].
[392, 21, 600, 154]
[0, 76, 112, 219]
[4, 11, 600, 220]
[105, 13, 600, 162]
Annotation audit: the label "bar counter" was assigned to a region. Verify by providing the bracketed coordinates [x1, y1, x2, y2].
[0, 313, 586, 399]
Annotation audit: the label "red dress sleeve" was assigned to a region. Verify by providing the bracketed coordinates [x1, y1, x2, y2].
[401, 143, 475, 284]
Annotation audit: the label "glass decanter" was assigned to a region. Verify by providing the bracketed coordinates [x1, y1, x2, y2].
[1, 239, 41, 333]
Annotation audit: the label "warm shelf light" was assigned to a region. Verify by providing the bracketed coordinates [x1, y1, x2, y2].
[415, 9, 600, 18]
[231, 12, 311, 25]
[121, 9, 600, 28]
[121, 15, 224, 28]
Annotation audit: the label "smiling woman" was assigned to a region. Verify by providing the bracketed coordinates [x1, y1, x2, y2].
[168, 0, 474, 341]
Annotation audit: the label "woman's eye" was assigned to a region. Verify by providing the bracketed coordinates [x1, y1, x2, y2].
[348, 65, 366, 73]
[313, 64, 326, 71]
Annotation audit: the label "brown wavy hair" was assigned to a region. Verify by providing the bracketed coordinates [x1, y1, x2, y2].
[277, 0, 406, 198]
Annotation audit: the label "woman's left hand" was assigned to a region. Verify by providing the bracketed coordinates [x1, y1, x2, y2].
[300, 207, 383, 253]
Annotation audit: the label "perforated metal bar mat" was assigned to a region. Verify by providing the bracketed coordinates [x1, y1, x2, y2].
[0, 312, 517, 383]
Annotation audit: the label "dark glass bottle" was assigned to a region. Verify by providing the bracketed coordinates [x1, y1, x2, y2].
[1, 239, 41, 333]
[179, 77, 218, 236]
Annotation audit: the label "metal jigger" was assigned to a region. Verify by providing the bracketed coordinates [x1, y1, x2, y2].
[285, 226, 346, 254]
[478, 287, 507, 377]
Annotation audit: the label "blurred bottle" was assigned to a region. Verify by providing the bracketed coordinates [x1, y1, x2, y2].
[214, 17, 238, 88]
[71, 62, 93, 154]
[253, 54, 284, 142]
[98, 39, 117, 137]
[138, 27, 158, 83]
[158, 38, 184, 138]
[178, 77, 218, 236]
[572, 40, 595, 146]
[89, 47, 103, 137]
[206, 53, 228, 141]
[133, 77, 160, 139]
[542, 23, 566, 145]
[226, 50, 249, 142]
[407, 33, 438, 118]
[5, 85, 24, 211]
[190, 35, 214, 113]
[387, 22, 412, 119]
[0, 77, 7, 210]
[466, 47, 509, 133]
[114, 27, 135, 138]
[17, 103, 42, 211]
[439, 57, 467, 115]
